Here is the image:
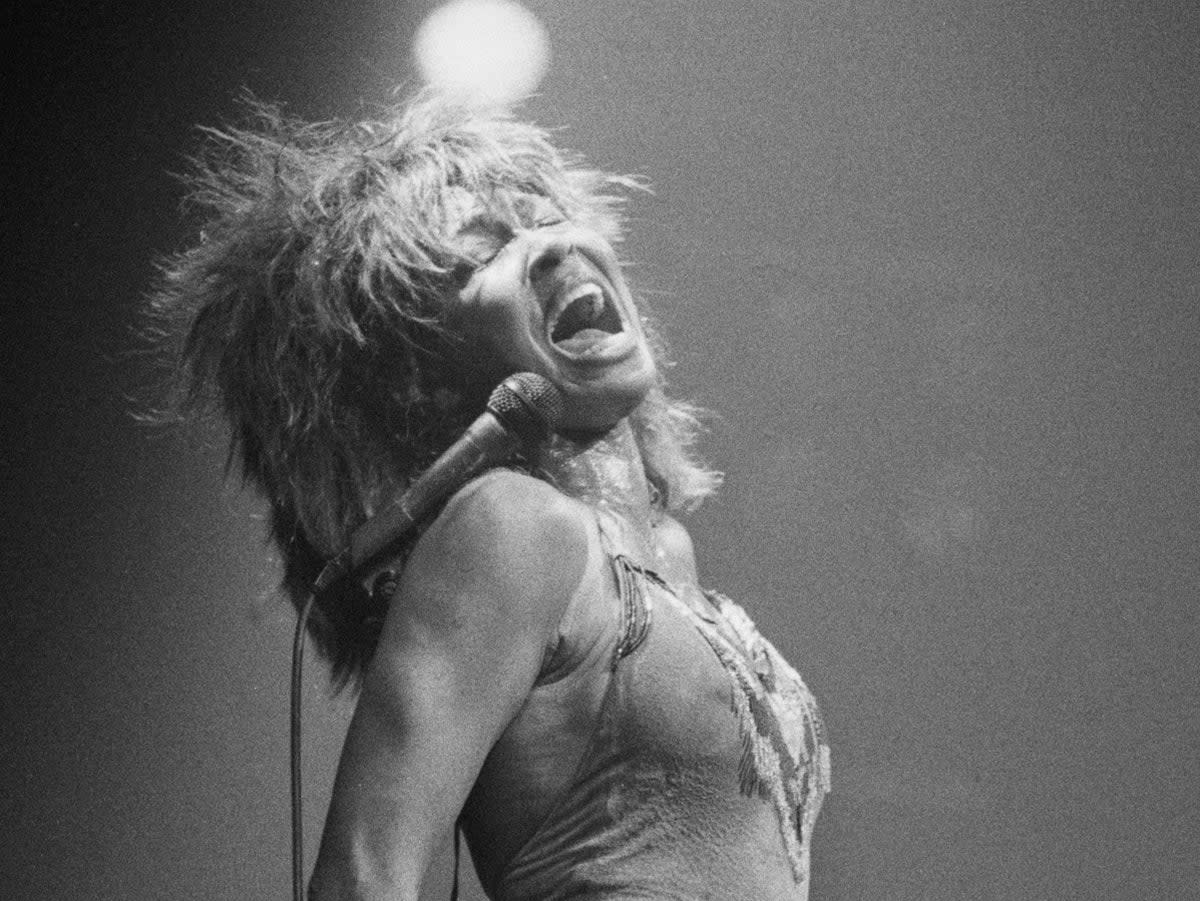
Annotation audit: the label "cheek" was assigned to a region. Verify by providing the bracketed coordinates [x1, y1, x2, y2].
[454, 278, 533, 341]
[451, 301, 546, 377]
[479, 306, 542, 363]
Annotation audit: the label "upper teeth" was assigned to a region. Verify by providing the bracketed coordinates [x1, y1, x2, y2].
[565, 282, 603, 308]
[551, 281, 613, 343]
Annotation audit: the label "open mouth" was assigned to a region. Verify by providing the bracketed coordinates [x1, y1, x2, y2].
[549, 282, 624, 351]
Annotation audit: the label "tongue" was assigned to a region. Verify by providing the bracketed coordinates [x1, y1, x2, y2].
[555, 328, 611, 352]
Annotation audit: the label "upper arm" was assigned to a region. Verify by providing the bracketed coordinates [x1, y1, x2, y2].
[310, 470, 588, 899]
[372, 469, 587, 697]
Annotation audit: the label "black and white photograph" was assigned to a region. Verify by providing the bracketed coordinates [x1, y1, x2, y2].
[6, 2, 1197, 899]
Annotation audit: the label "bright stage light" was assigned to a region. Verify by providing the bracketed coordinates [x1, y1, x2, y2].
[413, 0, 550, 107]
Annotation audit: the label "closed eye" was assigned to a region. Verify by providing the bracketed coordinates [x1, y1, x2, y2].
[448, 212, 564, 284]
[460, 235, 507, 265]
[458, 229, 511, 260]
[452, 220, 516, 272]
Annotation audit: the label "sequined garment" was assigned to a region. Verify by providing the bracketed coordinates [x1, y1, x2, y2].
[663, 581, 831, 887]
[484, 538, 831, 900]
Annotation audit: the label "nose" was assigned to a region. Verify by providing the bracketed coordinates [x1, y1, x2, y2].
[525, 233, 575, 284]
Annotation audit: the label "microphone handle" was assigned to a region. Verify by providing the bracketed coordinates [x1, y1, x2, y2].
[347, 412, 521, 572]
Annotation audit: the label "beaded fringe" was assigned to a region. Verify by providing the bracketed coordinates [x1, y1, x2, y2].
[611, 554, 653, 666]
[662, 589, 830, 886]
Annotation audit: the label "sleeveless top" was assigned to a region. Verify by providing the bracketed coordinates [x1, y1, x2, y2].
[479, 511, 831, 900]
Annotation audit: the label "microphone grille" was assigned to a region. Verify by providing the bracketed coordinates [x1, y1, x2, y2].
[487, 372, 565, 442]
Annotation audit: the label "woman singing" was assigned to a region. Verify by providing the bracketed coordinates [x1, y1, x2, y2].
[149, 93, 829, 900]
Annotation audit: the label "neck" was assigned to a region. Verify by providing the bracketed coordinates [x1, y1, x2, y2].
[533, 419, 658, 560]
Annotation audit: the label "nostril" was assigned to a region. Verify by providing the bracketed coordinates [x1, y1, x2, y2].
[527, 240, 572, 282]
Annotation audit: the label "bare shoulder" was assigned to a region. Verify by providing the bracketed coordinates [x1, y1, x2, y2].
[431, 467, 590, 573]
[382, 469, 591, 649]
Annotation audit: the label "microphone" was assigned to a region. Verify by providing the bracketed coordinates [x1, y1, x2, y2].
[313, 372, 564, 591]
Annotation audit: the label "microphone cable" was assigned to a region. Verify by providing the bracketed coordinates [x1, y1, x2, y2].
[290, 585, 459, 901]
[287, 372, 563, 900]
[292, 555, 351, 901]
[291, 587, 318, 901]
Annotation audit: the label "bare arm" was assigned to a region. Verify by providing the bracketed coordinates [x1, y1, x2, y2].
[308, 470, 588, 900]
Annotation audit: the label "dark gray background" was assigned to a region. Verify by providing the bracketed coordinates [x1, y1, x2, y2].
[5, 1, 1197, 898]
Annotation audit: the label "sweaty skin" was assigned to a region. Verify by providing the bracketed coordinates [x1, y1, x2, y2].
[444, 194, 658, 432]
[309, 211, 683, 899]
[306, 207, 829, 895]
[308, 426, 696, 900]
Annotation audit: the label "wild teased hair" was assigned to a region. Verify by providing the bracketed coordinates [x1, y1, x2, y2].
[146, 92, 721, 685]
